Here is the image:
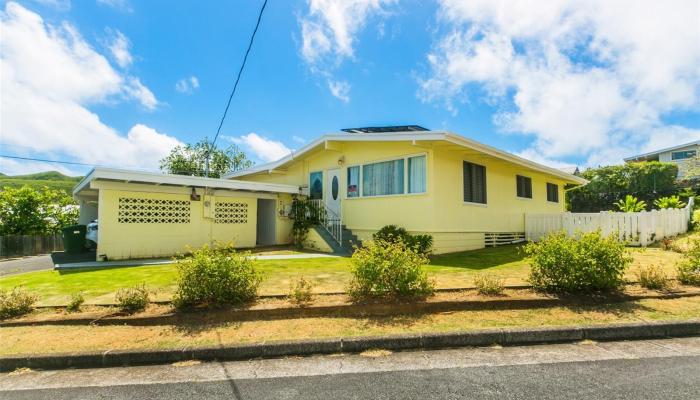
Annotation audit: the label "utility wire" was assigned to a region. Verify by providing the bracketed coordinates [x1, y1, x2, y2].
[0, 154, 211, 176]
[207, 0, 268, 176]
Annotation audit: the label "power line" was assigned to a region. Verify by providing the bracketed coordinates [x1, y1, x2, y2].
[0, 154, 99, 167]
[0, 154, 210, 175]
[207, 0, 268, 176]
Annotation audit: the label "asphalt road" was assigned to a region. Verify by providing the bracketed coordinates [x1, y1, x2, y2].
[0, 255, 53, 277]
[3, 337, 700, 399]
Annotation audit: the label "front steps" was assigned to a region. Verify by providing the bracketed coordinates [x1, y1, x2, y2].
[313, 224, 360, 256]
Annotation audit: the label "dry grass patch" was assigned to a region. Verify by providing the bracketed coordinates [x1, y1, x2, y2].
[2, 296, 699, 357]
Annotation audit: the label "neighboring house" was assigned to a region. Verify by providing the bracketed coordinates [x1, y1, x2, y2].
[624, 141, 700, 179]
[227, 126, 587, 254]
[74, 126, 586, 260]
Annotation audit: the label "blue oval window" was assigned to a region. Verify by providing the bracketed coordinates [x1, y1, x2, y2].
[332, 176, 339, 200]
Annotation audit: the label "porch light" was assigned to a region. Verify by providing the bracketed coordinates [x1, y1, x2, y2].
[337, 155, 345, 166]
[190, 187, 201, 201]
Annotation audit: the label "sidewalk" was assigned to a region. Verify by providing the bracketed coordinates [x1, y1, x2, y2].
[54, 252, 339, 270]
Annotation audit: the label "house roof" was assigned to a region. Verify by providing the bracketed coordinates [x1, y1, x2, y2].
[73, 167, 301, 198]
[224, 130, 588, 185]
[624, 140, 700, 162]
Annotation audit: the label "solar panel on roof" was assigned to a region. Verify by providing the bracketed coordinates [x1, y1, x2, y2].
[340, 125, 429, 133]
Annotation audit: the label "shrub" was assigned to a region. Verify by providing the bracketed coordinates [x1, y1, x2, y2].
[677, 238, 700, 285]
[288, 276, 314, 306]
[637, 265, 670, 290]
[173, 244, 261, 308]
[692, 209, 700, 229]
[525, 231, 632, 293]
[115, 284, 150, 313]
[615, 195, 647, 212]
[66, 292, 85, 313]
[0, 288, 37, 320]
[348, 239, 434, 299]
[372, 225, 433, 254]
[473, 274, 505, 296]
[654, 195, 686, 209]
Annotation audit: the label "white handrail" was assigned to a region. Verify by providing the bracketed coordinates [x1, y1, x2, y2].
[309, 199, 343, 245]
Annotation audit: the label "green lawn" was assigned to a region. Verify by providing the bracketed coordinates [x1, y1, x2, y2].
[0, 245, 682, 306]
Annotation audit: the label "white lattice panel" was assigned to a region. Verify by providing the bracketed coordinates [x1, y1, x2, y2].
[118, 197, 191, 224]
[215, 201, 248, 224]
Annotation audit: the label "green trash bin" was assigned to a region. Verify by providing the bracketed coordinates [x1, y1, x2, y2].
[62, 225, 87, 254]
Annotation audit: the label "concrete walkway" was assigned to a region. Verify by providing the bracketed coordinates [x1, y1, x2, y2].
[54, 252, 339, 270]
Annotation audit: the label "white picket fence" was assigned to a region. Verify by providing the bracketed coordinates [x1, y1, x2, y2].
[525, 198, 694, 246]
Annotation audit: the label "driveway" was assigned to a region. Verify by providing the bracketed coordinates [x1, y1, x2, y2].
[0, 255, 54, 277]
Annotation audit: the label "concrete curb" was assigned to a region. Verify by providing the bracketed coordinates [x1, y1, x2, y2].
[1, 320, 698, 372]
[7, 291, 700, 328]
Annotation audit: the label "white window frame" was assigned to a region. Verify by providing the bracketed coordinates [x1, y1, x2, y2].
[345, 152, 428, 200]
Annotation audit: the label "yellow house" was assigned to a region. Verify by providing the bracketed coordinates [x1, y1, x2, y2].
[73, 168, 300, 260]
[74, 126, 586, 260]
[227, 126, 587, 254]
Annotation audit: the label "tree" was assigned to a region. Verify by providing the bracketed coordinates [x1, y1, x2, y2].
[159, 139, 253, 178]
[0, 186, 79, 235]
[567, 162, 678, 212]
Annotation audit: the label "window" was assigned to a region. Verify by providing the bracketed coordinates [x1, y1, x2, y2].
[363, 159, 404, 196]
[547, 183, 559, 203]
[671, 150, 696, 160]
[347, 166, 359, 198]
[516, 175, 532, 198]
[408, 155, 426, 194]
[309, 171, 323, 200]
[463, 161, 487, 204]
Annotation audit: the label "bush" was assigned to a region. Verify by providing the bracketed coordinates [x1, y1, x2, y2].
[654, 195, 686, 209]
[288, 276, 314, 306]
[372, 225, 433, 254]
[677, 239, 700, 285]
[66, 292, 85, 313]
[0, 288, 37, 320]
[173, 244, 261, 308]
[348, 239, 434, 299]
[115, 284, 150, 313]
[637, 265, 670, 290]
[473, 274, 505, 296]
[525, 231, 632, 293]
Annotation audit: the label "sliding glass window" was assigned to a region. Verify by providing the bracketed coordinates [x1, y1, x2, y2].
[408, 155, 426, 194]
[362, 159, 405, 197]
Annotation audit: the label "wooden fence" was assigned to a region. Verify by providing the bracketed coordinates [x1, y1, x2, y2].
[525, 198, 694, 246]
[0, 234, 64, 258]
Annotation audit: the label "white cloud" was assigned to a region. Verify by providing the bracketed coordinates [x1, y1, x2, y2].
[31, 0, 70, 11]
[124, 77, 158, 110]
[0, 158, 84, 177]
[328, 79, 350, 102]
[292, 135, 306, 144]
[420, 0, 700, 166]
[299, 0, 395, 101]
[0, 2, 176, 174]
[226, 133, 292, 163]
[175, 76, 200, 94]
[96, 0, 132, 12]
[107, 29, 132, 68]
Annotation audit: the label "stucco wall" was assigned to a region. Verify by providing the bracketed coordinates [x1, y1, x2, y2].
[236, 140, 571, 254]
[94, 181, 292, 260]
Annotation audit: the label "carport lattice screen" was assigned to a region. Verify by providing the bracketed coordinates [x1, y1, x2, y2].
[118, 197, 191, 224]
[215, 201, 248, 224]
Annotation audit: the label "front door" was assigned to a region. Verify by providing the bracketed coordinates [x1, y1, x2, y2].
[325, 168, 341, 216]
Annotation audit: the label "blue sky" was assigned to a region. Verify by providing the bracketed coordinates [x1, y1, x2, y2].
[1, 0, 699, 176]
